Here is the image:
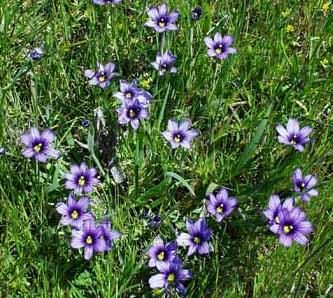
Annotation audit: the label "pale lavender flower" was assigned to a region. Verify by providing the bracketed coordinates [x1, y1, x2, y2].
[56, 194, 93, 229]
[116, 99, 149, 130]
[151, 51, 177, 75]
[84, 62, 116, 89]
[292, 169, 318, 202]
[276, 119, 312, 152]
[206, 188, 237, 222]
[65, 163, 100, 193]
[21, 128, 60, 162]
[177, 218, 212, 256]
[204, 33, 237, 60]
[149, 257, 191, 296]
[100, 220, 121, 251]
[145, 3, 179, 33]
[162, 119, 198, 149]
[148, 237, 177, 269]
[277, 208, 313, 247]
[71, 219, 106, 260]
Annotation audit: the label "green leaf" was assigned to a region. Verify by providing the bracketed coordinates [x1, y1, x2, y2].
[165, 171, 196, 197]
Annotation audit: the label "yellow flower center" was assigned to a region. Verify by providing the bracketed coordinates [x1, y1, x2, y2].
[173, 134, 182, 143]
[71, 210, 79, 219]
[157, 251, 165, 261]
[78, 176, 86, 186]
[283, 225, 293, 234]
[125, 92, 132, 99]
[159, 19, 166, 27]
[215, 48, 222, 54]
[301, 183, 305, 188]
[86, 235, 93, 244]
[34, 143, 43, 153]
[216, 204, 224, 213]
[129, 109, 136, 118]
[167, 273, 175, 283]
[194, 236, 201, 244]
[98, 75, 106, 82]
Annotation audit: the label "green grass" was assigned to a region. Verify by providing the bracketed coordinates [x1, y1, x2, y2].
[1, 0, 333, 297]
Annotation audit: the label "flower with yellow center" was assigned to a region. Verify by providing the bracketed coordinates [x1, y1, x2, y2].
[216, 204, 224, 213]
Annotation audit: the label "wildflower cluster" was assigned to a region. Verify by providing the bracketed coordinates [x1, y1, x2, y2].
[263, 119, 317, 247]
[147, 188, 237, 295]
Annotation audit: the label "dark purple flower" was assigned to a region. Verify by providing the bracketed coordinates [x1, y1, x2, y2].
[149, 215, 163, 228]
[191, 6, 202, 21]
[206, 188, 237, 222]
[28, 47, 44, 60]
[71, 219, 106, 260]
[84, 62, 116, 89]
[177, 218, 212, 256]
[204, 33, 236, 60]
[151, 51, 177, 75]
[292, 169, 318, 202]
[81, 119, 90, 128]
[116, 99, 148, 130]
[276, 208, 313, 247]
[21, 128, 60, 163]
[162, 119, 198, 149]
[263, 195, 295, 234]
[65, 163, 100, 193]
[148, 237, 177, 269]
[145, 3, 179, 33]
[93, 0, 122, 5]
[149, 257, 192, 296]
[276, 119, 312, 152]
[100, 220, 121, 251]
[56, 194, 93, 229]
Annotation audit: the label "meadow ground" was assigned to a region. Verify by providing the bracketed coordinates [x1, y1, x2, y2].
[0, 0, 333, 297]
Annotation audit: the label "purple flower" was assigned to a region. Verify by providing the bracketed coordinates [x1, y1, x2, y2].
[151, 51, 177, 75]
[56, 194, 93, 229]
[263, 195, 295, 234]
[21, 128, 60, 163]
[84, 62, 116, 89]
[276, 119, 312, 152]
[113, 80, 153, 106]
[206, 188, 237, 222]
[93, 0, 122, 5]
[65, 163, 100, 193]
[149, 257, 192, 296]
[28, 47, 44, 60]
[148, 237, 177, 269]
[292, 169, 318, 202]
[162, 119, 198, 149]
[145, 3, 179, 33]
[100, 220, 121, 251]
[116, 99, 148, 130]
[177, 218, 212, 256]
[71, 220, 106, 260]
[191, 6, 202, 21]
[204, 33, 237, 60]
[276, 208, 313, 247]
